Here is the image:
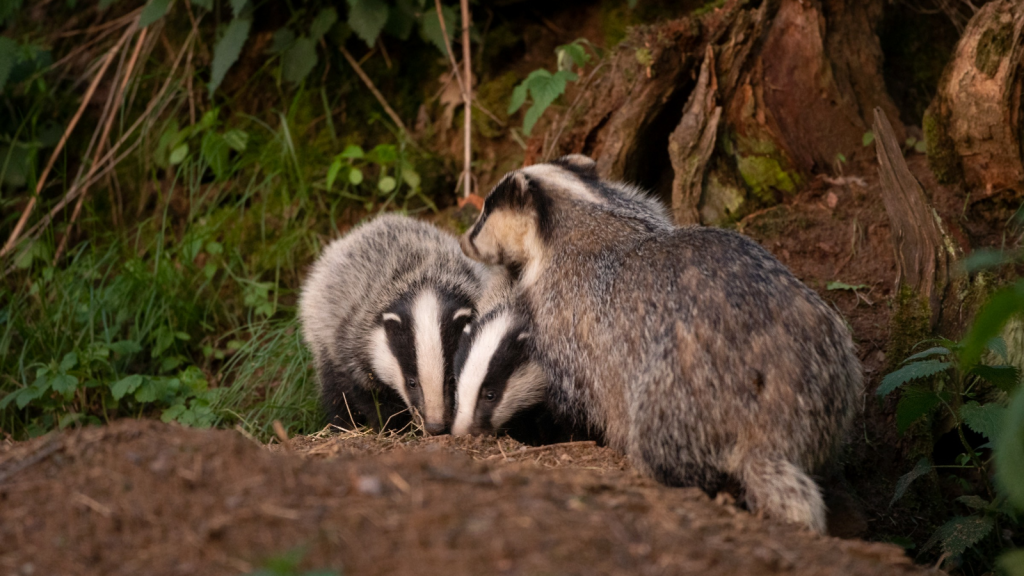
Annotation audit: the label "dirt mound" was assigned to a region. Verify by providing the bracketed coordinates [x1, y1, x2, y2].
[0, 421, 930, 576]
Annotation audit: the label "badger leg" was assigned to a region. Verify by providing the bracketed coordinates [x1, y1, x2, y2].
[739, 457, 826, 534]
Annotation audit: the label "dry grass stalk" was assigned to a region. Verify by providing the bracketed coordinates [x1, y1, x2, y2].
[338, 45, 411, 139]
[0, 19, 137, 260]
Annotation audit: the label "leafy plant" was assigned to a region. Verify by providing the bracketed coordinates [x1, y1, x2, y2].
[324, 142, 429, 211]
[509, 39, 595, 136]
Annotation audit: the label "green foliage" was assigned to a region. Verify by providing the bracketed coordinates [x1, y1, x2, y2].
[139, 0, 172, 28]
[509, 39, 595, 136]
[826, 281, 869, 291]
[324, 142, 430, 211]
[880, 267, 1024, 567]
[247, 548, 340, 576]
[209, 17, 253, 95]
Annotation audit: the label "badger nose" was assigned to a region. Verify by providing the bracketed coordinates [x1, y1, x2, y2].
[424, 422, 446, 436]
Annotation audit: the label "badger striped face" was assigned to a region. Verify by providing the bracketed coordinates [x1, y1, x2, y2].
[369, 287, 474, 435]
[460, 172, 550, 279]
[451, 308, 547, 436]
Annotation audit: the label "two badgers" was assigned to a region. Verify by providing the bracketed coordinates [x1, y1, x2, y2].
[299, 214, 485, 434]
[459, 155, 862, 533]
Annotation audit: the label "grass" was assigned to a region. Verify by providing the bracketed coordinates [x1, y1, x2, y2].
[0, 2, 451, 441]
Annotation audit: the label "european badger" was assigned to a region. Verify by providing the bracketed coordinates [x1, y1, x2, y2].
[450, 269, 547, 437]
[459, 155, 861, 533]
[300, 214, 485, 434]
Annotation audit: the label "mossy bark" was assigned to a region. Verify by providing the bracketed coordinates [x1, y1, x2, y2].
[542, 0, 902, 225]
[926, 0, 1024, 194]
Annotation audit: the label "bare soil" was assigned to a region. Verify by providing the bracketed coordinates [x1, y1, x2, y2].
[1, 420, 929, 576]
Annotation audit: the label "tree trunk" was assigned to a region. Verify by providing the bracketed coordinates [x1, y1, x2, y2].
[873, 108, 954, 331]
[542, 0, 903, 226]
[925, 0, 1024, 194]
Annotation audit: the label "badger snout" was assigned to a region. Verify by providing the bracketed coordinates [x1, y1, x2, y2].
[424, 422, 446, 436]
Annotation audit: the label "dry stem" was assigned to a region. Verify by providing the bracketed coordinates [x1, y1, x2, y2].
[338, 45, 411, 138]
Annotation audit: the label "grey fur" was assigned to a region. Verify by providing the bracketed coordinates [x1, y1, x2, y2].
[300, 214, 485, 433]
[461, 157, 862, 533]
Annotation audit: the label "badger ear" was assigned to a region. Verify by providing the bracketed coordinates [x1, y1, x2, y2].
[382, 312, 402, 325]
[553, 154, 598, 180]
[486, 172, 532, 210]
[516, 331, 530, 341]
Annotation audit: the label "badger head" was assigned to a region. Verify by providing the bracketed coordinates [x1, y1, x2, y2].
[450, 307, 547, 436]
[369, 286, 475, 435]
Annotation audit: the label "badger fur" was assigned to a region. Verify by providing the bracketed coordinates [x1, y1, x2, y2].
[459, 155, 862, 533]
[451, 269, 547, 437]
[300, 214, 485, 434]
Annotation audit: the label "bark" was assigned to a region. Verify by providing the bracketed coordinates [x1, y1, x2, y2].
[926, 0, 1024, 194]
[543, 0, 903, 224]
[873, 108, 953, 330]
[668, 46, 722, 225]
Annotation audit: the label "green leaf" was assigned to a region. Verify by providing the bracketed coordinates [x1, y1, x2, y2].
[209, 17, 252, 95]
[110, 374, 144, 400]
[282, 36, 317, 84]
[269, 27, 296, 55]
[895, 386, 941, 434]
[348, 0, 389, 48]
[340, 144, 364, 159]
[520, 69, 576, 136]
[201, 132, 230, 179]
[139, 0, 171, 28]
[999, 550, 1024, 576]
[401, 165, 421, 190]
[890, 457, 931, 507]
[12, 385, 45, 409]
[987, 336, 1009, 362]
[862, 131, 875, 147]
[970, 364, 1019, 393]
[914, 139, 927, 154]
[161, 403, 187, 423]
[205, 241, 223, 255]
[420, 2, 456, 56]
[0, 36, 18, 92]
[229, 0, 247, 17]
[378, 176, 397, 193]
[826, 281, 869, 291]
[961, 248, 1011, 273]
[326, 159, 343, 191]
[507, 80, 529, 118]
[368, 143, 397, 164]
[877, 360, 951, 397]
[59, 351, 78, 372]
[49, 373, 78, 395]
[996, 390, 1024, 510]
[191, 0, 212, 8]
[922, 515, 994, 557]
[109, 340, 142, 355]
[956, 495, 991, 510]
[222, 129, 248, 152]
[556, 41, 590, 71]
[349, 167, 364, 185]
[961, 279, 1024, 368]
[960, 401, 1006, 441]
[169, 143, 189, 165]
[134, 378, 167, 403]
[383, 0, 415, 40]
[903, 346, 950, 362]
[310, 7, 338, 40]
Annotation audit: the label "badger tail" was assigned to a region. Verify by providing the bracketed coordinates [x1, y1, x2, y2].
[739, 457, 826, 534]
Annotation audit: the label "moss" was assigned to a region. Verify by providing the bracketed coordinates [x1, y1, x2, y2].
[887, 284, 933, 368]
[922, 104, 962, 185]
[474, 71, 519, 139]
[735, 154, 799, 201]
[975, 22, 1013, 78]
[634, 47, 654, 68]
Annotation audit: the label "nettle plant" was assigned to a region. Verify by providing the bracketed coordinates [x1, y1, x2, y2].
[880, 249, 1024, 568]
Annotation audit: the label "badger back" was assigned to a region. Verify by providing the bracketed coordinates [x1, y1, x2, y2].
[300, 214, 484, 433]
[451, 269, 546, 436]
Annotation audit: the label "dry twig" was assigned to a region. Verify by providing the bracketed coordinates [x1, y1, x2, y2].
[338, 45, 411, 139]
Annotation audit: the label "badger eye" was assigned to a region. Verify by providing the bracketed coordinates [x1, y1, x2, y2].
[407, 377, 418, 389]
[484, 390, 497, 401]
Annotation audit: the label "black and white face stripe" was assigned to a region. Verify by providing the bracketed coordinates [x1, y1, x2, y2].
[451, 308, 546, 436]
[369, 287, 475, 434]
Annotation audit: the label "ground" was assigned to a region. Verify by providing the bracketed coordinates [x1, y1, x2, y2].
[1, 420, 929, 576]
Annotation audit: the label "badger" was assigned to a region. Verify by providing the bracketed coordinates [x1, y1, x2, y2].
[299, 214, 485, 434]
[450, 269, 548, 438]
[459, 155, 862, 533]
